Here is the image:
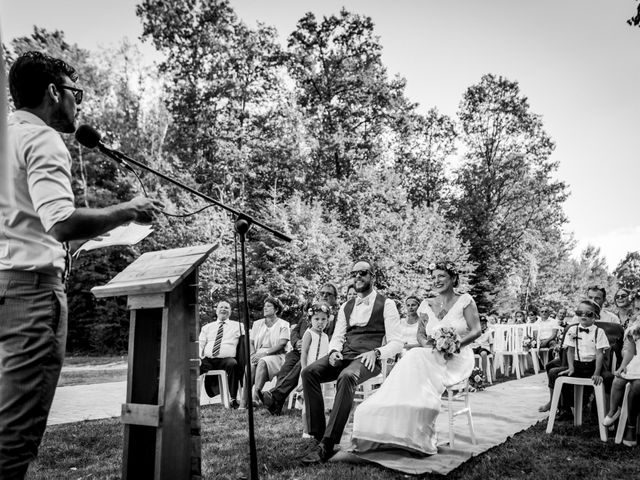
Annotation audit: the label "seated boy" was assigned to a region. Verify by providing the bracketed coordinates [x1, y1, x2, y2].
[546, 299, 613, 421]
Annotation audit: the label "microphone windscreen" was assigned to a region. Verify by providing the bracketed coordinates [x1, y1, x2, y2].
[75, 124, 102, 149]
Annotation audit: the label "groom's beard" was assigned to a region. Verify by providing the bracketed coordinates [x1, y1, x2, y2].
[355, 279, 371, 293]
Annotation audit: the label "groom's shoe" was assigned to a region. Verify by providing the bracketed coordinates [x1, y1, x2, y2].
[301, 440, 335, 464]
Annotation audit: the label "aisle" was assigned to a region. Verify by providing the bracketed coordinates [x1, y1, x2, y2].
[334, 373, 549, 475]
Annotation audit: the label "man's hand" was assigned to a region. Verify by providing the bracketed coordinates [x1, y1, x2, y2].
[295, 340, 303, 351]
[558, 368, 574, 377]
[591, 374, 603, 385]
[615, 367, 627, 378]
[357, 350, 378, 372]
[126, 196, 164, 224]
[329, 351, 343, 367]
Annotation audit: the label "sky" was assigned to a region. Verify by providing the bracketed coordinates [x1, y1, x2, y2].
[1, 0, 639, 270]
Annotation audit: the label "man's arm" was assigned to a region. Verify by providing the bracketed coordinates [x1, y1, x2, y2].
[327, 304, 347, 354]
[377, 299, 403, 358]
[48, 198, 162, 242]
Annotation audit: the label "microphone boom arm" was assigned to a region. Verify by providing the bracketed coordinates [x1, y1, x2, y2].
[96, 143, 292, 243]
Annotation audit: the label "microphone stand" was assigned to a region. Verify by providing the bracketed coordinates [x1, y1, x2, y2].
[97, 143, 290, 480]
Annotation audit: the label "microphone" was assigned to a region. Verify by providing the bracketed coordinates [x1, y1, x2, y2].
[75, 124, 106, 150]
[75, 124, 134, 172]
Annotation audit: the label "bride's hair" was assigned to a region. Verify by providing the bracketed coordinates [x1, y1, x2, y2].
[429, 261, 459, 288]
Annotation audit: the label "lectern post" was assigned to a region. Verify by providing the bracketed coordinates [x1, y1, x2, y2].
[92, 244, 217, 480]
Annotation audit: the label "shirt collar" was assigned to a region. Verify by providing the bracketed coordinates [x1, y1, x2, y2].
[9, 110, 49, 127]
[355, 289, 376, 306]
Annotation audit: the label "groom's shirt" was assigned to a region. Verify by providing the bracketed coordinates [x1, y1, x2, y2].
[329, 289, 403, 359]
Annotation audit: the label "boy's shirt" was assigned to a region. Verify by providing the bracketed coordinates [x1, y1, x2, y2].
[562, 324, 609, 362]
[472, 330, 493, 350]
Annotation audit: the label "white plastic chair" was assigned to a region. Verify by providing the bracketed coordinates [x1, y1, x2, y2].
[545, 376, 607, 442]
[199, 369, 231, 408]
[493, 325, 530, 379]
[615, 382, 632, 444]
[443, 379, 477, 448]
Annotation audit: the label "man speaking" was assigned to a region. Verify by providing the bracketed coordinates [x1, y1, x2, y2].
[0, 51, 162, 480]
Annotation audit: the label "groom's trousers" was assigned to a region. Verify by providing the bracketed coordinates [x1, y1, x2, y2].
[301, 355, 380, 445]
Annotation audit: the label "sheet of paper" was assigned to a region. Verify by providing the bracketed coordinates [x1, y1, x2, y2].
[74, 223, 154, 256]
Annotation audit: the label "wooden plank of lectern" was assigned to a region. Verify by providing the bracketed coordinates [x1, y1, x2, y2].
[91, 244, 216, 298]
[91, 244, 215, 480]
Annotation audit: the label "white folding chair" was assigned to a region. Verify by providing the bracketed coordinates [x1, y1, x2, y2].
[545, 376, 607, 442]
[443, 379, 477, 448]
[199, 369, 231, 408]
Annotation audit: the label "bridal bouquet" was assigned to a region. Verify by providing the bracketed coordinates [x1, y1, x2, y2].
[522, 336, 537, 351]
[429, 326, 461, 359]
[468, 366, 486, 392]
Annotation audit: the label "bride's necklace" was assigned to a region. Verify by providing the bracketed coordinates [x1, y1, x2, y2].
[437, 295, 453, 320]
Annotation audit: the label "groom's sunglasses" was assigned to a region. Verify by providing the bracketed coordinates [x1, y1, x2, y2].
[575, 310, 596, 318]
[350, 269, 370, 278]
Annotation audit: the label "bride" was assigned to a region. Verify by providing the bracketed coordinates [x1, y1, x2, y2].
[351, 261, 481, 455]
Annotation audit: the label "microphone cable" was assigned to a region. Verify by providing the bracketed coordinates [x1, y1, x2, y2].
[109, 148, 218, 218]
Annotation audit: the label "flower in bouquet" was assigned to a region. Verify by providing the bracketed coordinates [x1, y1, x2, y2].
[522, 336, 533, 351]
[429, 326, 461, 359]
[468, 366, 486, 392]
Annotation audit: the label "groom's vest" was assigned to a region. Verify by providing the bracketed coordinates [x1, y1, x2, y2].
[341, 293, 386, 358]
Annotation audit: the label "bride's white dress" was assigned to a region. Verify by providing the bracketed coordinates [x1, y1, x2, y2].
[351, 293, 475, 455]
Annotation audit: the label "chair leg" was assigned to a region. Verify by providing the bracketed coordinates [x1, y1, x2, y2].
[486, 357, 493, 384]
[448, 388, 455, 448]
[546, 378, 565, 433]
[593, 384, 607, 441]
[465, 388, 477, 445]
[530, 351, 540, 374]
[219, 373, 231, 408]
[288, 391, 297, 410]
[615, 383, 631, 444]
[574, 385, 584, 426]
[514, 355, 521, 380]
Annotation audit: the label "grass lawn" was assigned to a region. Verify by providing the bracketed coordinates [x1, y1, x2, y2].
[27, 401, 639, 480]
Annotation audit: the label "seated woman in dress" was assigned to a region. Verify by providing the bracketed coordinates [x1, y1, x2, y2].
[250, 296, 290, 405]
[351, 261, 481, 456]
[400, 295, 421, 350]
[604, 313, 640, 446]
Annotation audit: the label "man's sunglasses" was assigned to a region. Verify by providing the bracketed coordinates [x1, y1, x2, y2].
[58, 85, 84, 104]
[575, 310, 597, 318]
[350, 269, 370, 278]
[615, 293, 629, 299]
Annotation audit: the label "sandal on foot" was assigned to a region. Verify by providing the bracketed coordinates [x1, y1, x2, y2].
[602, 408, 620, 427]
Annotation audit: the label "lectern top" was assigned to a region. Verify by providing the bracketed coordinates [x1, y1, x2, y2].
[91, 244, 217, 298]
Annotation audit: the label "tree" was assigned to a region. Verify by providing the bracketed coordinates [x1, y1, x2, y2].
[286, 9, 413, 206]
[244, 194, 352, 323]
[628, 1, 640, 27]
[614, 252, 640, 290]
[451, 74, 569, 310]
[137, 0, 307, 205]
[338, 168, 473, 300]
[394, 108, 456, 208]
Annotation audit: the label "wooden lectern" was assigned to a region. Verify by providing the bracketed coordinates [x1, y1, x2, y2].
[92, 244, 217, 480]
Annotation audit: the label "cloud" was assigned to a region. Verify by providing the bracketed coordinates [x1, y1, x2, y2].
[575, 226, 640, 270]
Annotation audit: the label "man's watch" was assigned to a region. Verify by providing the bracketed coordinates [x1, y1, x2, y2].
[374, 348, 381, 359]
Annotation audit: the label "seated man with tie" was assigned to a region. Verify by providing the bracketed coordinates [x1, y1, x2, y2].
[199, 299, 244, 409]
[300, 259, 403, 463]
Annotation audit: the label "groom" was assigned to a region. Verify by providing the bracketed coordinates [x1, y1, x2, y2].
[300, 259, 403, 463]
